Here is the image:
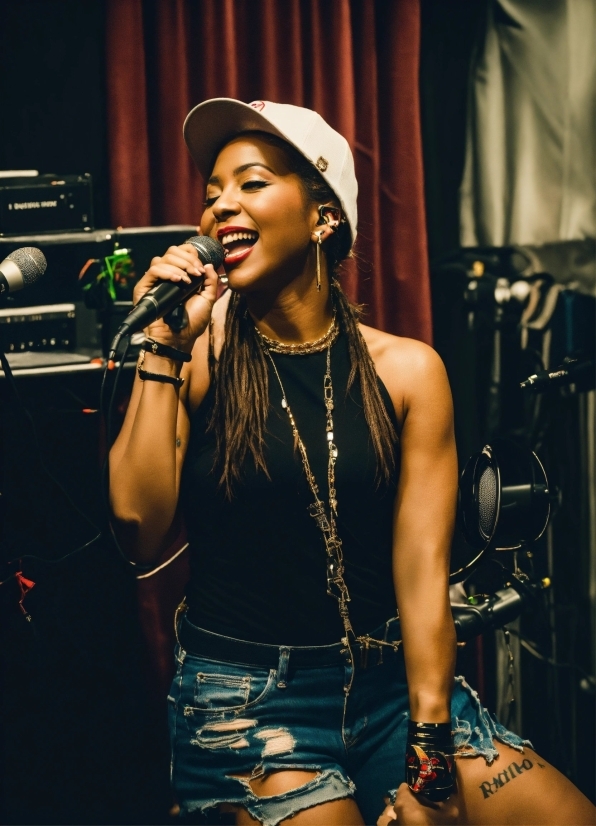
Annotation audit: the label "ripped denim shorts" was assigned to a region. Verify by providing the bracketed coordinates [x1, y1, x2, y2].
[168, 613, 529, 826]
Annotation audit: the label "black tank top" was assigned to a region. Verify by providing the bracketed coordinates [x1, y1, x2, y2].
[181, 332, 399, 645]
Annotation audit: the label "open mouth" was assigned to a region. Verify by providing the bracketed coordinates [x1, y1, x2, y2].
[219, 229, 259, 264]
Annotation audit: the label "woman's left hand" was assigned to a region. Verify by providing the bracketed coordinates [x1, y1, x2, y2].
[376, 784, 459, 825]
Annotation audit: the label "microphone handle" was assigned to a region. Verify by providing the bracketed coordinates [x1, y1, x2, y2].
[0, 258, 26, 293]
[520, 359, 593, 392]
[519, 369, 563, 391]
[119, 273, 205, 338]
[108, 274, 204, 361]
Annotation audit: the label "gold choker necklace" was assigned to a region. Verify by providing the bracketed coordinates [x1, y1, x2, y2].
[254, 317, 338, 355]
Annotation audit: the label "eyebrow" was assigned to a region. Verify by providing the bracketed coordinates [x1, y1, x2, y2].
[207, 162, 276, 185]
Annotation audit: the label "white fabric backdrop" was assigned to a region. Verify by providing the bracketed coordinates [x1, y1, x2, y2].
[459, 0, 596, 247]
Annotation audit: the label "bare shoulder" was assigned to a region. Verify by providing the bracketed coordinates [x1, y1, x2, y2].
[186, 289, 232, 414]
[359, 323, 444, 375]
[359, 323, 451, 425]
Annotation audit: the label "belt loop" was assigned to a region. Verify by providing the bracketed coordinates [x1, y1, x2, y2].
[174, 598, 188, 646]
[174, 599, 189, 663]
[276, 646, 290, 688]
[385, 612, 400, 642]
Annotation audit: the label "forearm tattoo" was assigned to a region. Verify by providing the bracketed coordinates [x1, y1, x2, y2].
[479, 757, 545, 799]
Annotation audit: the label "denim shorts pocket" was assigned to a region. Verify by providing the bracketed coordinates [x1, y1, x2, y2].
[194, 671, 250, 709]
[180, 656, 277, 717]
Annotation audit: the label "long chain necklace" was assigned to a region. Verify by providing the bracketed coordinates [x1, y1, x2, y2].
[261, 336, 402, 672]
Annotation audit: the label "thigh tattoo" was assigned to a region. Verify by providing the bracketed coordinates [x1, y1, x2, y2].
[478, 757, 547, 799]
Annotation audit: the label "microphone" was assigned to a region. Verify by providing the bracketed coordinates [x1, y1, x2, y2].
[0, 247, 47, 295]
[520, 358, 594, 392]
[108, 236, 224, 361]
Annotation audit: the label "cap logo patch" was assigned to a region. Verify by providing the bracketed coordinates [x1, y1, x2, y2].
[250, 101, 266, 111]
[315, 156, 329, 172]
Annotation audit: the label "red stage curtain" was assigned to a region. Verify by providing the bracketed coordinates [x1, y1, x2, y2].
[105, 0, 430, 342]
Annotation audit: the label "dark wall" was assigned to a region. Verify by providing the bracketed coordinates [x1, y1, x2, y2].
[420, 0, 487, 262]
[0, 7, 167, 821]
[0, 0, 110, 228]
[0, 368, 175, 825]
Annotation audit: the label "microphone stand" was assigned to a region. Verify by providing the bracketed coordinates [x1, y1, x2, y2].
[451, 558, 549, 643]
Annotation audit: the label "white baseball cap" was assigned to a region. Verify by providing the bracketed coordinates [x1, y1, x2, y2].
[183, 98, 358, 244]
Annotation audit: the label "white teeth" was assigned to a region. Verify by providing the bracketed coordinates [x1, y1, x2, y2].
[221, 230, 258, 246]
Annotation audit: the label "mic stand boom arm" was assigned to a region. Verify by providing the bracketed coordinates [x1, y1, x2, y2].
[451, 574, 545, 643]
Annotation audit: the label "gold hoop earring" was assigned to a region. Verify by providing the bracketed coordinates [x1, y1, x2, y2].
[315, 231, 324, 291]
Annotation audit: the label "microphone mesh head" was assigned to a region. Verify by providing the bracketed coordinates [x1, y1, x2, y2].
[6, 247, 47, 286]
[185, 236, 225, 270]
[478, 465, 497, 539]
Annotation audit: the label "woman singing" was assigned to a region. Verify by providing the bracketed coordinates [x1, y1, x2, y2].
[109, 99, 595, 826]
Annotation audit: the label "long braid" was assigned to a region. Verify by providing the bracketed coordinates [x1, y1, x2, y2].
[209, 290, 271, 497]
[332, 279, 397, 483]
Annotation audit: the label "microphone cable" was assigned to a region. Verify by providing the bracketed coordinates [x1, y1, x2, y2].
[99, 335, 159, 574]
[0, 338, 157, 618]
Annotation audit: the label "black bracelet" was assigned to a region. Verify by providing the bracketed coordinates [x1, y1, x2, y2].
[406, 720, 456, 802]
[142, 337, 192, 363]
[408, 721, 453, 746]
[409, 721, 452, 733]
[137, 349, 184, 387]
[138, 367, 184, 388]
[407, 722, 454, 755]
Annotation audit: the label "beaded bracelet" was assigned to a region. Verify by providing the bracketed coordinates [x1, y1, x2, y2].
[142, 337, 192, 363]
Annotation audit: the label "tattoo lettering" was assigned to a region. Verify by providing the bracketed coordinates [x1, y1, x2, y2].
[479, 758, 533, 799]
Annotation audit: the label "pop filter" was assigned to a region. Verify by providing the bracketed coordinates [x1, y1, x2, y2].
[450, 439, 550, 583]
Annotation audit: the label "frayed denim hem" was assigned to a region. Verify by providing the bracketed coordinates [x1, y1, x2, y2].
[181, 767, 355, 826]
[452, 675, 533, 763]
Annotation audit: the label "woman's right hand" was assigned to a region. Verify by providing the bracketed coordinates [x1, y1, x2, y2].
[376, 786, 459, 825]
[132, 242, 221, 352]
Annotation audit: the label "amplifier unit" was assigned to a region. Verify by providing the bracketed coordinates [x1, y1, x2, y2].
[0, 225, 196, 359]
[0, 174, 93, 236]
[0, 303, 76, 353]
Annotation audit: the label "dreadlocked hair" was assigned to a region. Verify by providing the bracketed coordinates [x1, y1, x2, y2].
[209, 132, 397, 497]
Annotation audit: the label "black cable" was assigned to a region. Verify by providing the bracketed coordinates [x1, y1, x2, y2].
[106, 337, 130, 457]
[99, 337, 155, 573]
[507, 626, 594, 682]
[1, 534, 104, 571]
[99, 349, 112, 436]
[0, 350, 103, 568]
